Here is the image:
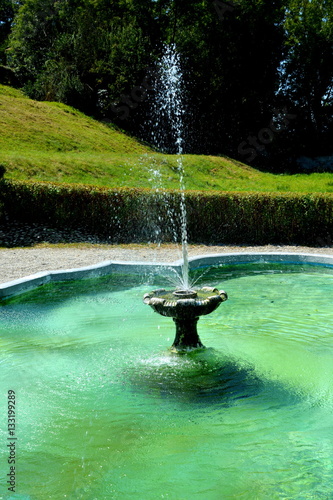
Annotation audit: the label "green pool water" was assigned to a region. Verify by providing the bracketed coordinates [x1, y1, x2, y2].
[1, 263, 333, 499]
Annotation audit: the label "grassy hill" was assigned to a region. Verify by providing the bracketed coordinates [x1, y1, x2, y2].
[1, 84, 333, 193]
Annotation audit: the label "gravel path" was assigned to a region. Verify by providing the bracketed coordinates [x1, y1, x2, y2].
[1, 243, 333, 284]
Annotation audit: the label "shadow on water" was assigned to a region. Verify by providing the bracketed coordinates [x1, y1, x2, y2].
[125, 347, 298, 409]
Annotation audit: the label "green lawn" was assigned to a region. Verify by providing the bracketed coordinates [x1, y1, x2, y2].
[1, 84, 333, 193]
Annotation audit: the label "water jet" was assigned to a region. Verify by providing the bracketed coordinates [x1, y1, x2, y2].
[144, 44, 230, 347]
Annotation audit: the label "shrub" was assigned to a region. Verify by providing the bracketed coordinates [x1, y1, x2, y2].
[1, 180, 333, 246]
[186, 191, 333, 245]
[0, 165, 6, 221]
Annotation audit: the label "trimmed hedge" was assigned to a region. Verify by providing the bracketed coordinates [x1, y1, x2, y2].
[1, 179, 333, 245]
[185, 191, 333, 245]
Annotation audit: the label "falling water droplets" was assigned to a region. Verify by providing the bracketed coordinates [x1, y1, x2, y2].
[150, 44, 190, 290]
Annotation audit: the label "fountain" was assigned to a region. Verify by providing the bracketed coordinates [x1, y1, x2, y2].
[2, 46, 333, 500]
[144, 44, 228, 349]
[144, 286, 228, 351]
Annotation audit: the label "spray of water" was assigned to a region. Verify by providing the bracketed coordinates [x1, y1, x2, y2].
[154, 44, 190, 290]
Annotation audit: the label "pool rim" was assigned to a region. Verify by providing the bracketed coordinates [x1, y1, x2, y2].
[1, 251, 333, 299]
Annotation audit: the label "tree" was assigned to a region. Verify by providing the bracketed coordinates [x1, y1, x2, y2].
[8, 0, 155, 115]
[168, 0, 287, 161]
[6, 0, 333, 169]
[277, 0, 333, 159]
[0, 0, 14, 64]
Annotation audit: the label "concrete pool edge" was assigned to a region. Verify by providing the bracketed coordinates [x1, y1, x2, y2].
[1, 251, 333, 299]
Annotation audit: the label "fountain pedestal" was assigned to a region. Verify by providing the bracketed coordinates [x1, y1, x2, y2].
[172, 316, 202, 350]
[144, 287, 228, 352]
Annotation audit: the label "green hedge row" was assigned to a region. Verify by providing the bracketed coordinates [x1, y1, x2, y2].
[1, 180, 333, 245]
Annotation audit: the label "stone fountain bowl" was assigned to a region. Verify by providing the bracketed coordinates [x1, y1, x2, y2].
[143, 286, 228, 351]
[143, 287, 228, 319]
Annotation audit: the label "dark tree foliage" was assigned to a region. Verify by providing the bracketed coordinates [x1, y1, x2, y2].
[173, 0, 287, 162]
[276, 0, 333, 164]
[4, 0, 333, 171]
[0, 0, 14, 64]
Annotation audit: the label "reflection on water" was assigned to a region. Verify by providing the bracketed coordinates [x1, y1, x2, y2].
[128, 348, 288, 409]
[0, 264, 333, 499]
